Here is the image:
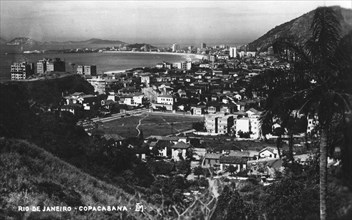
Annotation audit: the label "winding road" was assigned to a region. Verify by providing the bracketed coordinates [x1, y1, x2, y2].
[136, 113, 149, 137]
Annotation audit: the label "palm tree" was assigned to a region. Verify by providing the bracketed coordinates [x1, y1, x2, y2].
[261, 6, 351, 220]
[258, 68, 304, 161]
[285, 7, 350, 220]
[299, 7, 350, 220]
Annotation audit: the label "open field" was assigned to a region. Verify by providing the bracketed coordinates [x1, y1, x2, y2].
[100, 113, 204, 138]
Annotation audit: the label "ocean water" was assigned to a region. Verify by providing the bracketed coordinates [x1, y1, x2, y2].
[0, 52, 193, 80]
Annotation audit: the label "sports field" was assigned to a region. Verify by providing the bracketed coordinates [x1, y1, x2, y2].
[100, 113, 204, 138]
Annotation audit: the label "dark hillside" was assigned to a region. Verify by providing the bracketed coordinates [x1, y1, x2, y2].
[1, 74, 94, 106]
[0, 138, 155, 220]
[248, 6, 352, 51]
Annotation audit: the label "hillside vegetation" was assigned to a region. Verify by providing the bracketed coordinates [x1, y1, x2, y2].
[0, 138, 154, 220]
[1, 74, 94, 107]
[248, 6, 352, 51]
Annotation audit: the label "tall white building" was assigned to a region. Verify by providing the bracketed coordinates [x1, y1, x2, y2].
[173, 61, 192, 70]
[229, 47, 237, 58]
[205, 113, 234, 134]
[233, 108, 262, 139]
[172, 43, 180, 52]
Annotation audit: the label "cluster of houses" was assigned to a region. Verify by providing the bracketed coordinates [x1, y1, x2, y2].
[56, 44, 315, 141]
[100, 132, 312, 179]
[60, 92, 105, 116]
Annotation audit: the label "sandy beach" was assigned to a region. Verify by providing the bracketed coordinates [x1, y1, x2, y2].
[102, 51, 206, 74]
[102, 51, 206, 60]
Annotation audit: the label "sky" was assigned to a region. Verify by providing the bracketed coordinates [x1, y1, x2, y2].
[1, 0, 351, 45]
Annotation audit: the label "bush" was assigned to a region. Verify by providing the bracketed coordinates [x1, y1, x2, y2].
[239, 182, 257, 193]
[197, 177, 209, 188]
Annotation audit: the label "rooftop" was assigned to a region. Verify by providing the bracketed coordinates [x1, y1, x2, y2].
[204, 153, 221, 160]
[171, 141, 190, 149]
[219, 156, 247, 164]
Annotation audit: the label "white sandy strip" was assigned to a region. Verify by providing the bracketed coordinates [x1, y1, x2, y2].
[102, 50, 207, 60]
[103, 52, 206, 74]
[103, 69, 130, 74]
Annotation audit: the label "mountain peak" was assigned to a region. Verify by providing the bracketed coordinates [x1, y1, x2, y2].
[248, 6, 352, 51]
[7, 37, 39, 46]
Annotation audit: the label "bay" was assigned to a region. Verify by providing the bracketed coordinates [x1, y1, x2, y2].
[0, 52, 197, 81]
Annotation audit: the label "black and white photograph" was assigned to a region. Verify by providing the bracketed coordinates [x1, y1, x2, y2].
[1, 0, 352, 219]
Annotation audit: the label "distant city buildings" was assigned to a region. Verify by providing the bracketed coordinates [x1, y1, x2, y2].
[46, 58, 66, 72]
[10, 62, 34, 80]
[172, 43, 180, 52]
[201, 43, 207, 49]
[229, 47, 237, 58]
[36, 58, 65, 74]
[77, 65, 97, 76]
[173, 61, 192, 70]
[36, 59, 47, 74]
[155, 62, 173, 69]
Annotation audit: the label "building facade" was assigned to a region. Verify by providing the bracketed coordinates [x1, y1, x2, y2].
[172, 43, 180, 52]
[10, 62, 34, 80]
[36, 59, 48, 74]
[83, 65, 97, 76]
[205, 113, 234, 134]
[229, 47, 237, 58]
[157, 95, 174, 105]
[77, 65, 84, 75]
[46, 58, 66, 72]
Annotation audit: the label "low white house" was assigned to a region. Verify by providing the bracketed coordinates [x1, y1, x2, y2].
[259, 147, 279, 159]
[157, 95, 174, 105]
[107, 92, 118, 102]
[119, 93, 144, 106]
[170, 141, 191, 161]
[219, 156, 247, 172]
[151, 94, 175, 111]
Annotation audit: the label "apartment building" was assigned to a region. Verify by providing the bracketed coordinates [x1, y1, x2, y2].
[36, 59, 48, 74]
[10, 62, 34, 80]
[46, 58, 66, 72]
[205, 113, 234, 134]
[78, 65, 97, 76]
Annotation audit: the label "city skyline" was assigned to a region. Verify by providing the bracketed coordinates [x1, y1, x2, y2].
[1, 0, 351, 45]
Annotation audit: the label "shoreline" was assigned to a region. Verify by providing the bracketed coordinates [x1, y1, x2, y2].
[102, 51, 206, 75]
[102, 50, 206, 60]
